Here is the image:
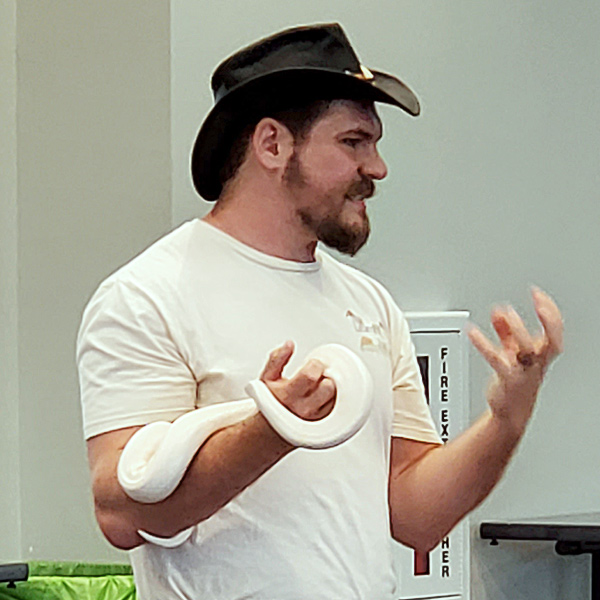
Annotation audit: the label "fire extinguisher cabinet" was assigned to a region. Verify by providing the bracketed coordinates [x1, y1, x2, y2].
[393, 312, 471, 600]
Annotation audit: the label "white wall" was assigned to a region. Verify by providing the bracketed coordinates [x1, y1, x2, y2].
[172, 2, 600, 598]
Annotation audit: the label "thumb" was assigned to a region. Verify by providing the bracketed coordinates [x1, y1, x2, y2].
[261, 341, 295, 382]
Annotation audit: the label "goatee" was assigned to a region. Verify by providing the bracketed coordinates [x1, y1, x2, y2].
[307, 212, 371, 256]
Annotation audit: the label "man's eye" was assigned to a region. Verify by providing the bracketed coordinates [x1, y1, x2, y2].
[342, 138, 362, 147]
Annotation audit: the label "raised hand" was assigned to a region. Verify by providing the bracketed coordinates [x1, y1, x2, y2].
[260, 341, 337, 421]
[467, 287, 564, 435]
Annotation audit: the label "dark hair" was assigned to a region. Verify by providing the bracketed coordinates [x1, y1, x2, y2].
[218, 98, 336, 193]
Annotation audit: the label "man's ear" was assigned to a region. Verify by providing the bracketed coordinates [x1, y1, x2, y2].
[251, 118, 294, 171]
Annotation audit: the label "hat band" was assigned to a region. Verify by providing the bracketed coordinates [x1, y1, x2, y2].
[212, 64, 375, 105]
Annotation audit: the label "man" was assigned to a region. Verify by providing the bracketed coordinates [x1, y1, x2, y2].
[78, 24, 563, 599]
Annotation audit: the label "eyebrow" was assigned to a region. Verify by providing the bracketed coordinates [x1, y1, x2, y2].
[339, 127, 383, 142]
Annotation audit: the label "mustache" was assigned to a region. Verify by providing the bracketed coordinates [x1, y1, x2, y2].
[345, 176, 376, 201]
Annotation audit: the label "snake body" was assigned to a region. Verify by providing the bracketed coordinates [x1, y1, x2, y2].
[117, 344, 373, 546]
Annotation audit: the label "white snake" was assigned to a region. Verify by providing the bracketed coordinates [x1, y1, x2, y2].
[117, 344, 373, 547]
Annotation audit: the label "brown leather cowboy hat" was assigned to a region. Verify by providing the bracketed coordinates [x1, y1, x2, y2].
[191, 23, 421, 201]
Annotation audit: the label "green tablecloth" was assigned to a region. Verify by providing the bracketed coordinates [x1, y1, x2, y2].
[0, 562, 136, 600]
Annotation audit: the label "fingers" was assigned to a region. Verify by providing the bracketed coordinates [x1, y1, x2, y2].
[467, 325, 509, 377]
[490, 310, 518, 356]
[260, 347, 337, 421]
[300, 378, 336, 421]
[287, 359, 328, 398]
[470, 287, 564, 376]
[471, 307, 538, 374]
[261, 341, 294, 382]
[532, 287, 564, 361]
[310, 395, 336, 421]
[491, 306, 535, 357]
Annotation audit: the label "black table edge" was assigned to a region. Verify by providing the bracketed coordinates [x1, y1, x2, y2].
[0, 563, 28, 587]
[480, 518, 600, 600]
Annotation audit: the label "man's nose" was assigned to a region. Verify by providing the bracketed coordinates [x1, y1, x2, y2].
[363, 150, 388, 180]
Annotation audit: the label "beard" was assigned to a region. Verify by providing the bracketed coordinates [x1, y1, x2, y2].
[284, 152, 374, 256]
[301, 209, 371, 256]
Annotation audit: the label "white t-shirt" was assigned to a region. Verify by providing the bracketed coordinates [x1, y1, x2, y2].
[77, 219, 441, 600]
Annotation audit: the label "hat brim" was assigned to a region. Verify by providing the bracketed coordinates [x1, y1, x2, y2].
[191, 67, 420, 201]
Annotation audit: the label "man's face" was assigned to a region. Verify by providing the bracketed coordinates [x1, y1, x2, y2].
[283, 100, 388, 256]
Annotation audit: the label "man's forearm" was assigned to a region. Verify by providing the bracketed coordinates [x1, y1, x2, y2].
[389, 410, 522, 552]
[390, 289, 563, 553]
[90, 412, 293, 549]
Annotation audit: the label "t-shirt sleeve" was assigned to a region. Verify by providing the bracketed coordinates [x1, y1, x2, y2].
[389, 302, 442, 445]
[76, 278, 197, 440]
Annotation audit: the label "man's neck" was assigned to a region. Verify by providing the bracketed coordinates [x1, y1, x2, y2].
[202, 191, 318, 263]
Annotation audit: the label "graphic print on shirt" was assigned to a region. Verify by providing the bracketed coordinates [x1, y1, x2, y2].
[346, 309, 388, 353]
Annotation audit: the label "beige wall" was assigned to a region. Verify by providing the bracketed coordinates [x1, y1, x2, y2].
[0, 0, 21, 561]
[1, 1, 171, 561]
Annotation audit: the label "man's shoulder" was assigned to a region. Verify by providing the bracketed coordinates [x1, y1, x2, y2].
[87, 219, 200, 307]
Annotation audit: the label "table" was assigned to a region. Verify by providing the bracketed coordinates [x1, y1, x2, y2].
[0, 564, 27, 587]
[480, 513, 600, 600]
